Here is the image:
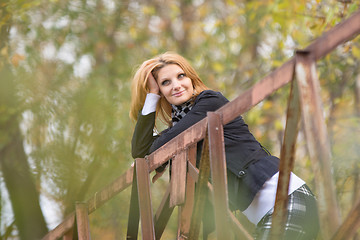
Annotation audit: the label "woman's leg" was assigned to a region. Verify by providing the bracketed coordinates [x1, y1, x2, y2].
[254, 185, 319, 240]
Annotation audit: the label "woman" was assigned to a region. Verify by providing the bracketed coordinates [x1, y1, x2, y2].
[130, 52, 319, 239]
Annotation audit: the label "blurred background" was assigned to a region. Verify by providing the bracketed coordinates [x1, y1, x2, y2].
[0, 0, 359, 239]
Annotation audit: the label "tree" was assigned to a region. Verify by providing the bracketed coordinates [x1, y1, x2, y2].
[0, 1, 48, 239]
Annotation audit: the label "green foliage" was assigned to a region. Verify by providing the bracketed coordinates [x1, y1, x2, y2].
[1, 0, 360, 238]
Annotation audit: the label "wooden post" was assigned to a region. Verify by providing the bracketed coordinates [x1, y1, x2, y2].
[178, 144, 197, 239]
[189, 133, 210, 240]
[271, 78, 301, 239]
[127, 164, 140, 240]
[136, 158, 155, 240]
[75, 202, 91, 240]
[295, 50, 341, 239]
[170, 150, 187, 207]
[63, 228, 74, 240]
[207, 112, 232, 240]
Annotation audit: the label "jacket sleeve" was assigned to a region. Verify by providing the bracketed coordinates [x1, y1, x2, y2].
[149, 90, 228, 153]
[131, 112, 157, 158]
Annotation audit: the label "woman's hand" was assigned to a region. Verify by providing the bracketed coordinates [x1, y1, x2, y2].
[152, 170, 165, 183]
[147, 72, 160, 95]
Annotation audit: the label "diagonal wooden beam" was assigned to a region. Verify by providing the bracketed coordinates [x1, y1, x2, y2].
[270, 78, 301, 239]
[188, 134, 211, 240]
[41, 213, 75, 240]
[295, 50, 341, 239]
[331, 198, 360, 240]
[187, 162, 253, 240]
[154, 186, 174, 240]
[87, 167, 133, 214]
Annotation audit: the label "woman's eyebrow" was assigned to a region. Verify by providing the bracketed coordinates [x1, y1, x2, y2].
[159, 71, 184, 81]
[159, 76, 169, 82]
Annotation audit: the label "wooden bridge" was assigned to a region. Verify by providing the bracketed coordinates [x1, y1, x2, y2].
[42, 9, 360, 240]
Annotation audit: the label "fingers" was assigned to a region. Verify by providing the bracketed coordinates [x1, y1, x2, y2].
[152, 170, 165, 183]
[141, 60, 160, 94]
[147, 72, 160, 95]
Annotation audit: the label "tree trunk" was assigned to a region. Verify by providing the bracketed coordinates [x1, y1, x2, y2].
[0, 123, 48, 239]
[0, 2, 48, 238]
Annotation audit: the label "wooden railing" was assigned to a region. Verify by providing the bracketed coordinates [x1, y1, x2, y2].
[42, 8, 360, 240]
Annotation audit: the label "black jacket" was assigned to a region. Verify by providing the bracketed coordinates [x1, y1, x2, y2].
[131, 90, 279, 210]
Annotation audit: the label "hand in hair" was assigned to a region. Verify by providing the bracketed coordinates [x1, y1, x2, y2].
[147, 72, 160, 95]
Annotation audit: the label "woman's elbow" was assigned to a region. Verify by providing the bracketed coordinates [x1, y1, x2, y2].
[131, 149, 141, 159]
[131, 147, 147, 159]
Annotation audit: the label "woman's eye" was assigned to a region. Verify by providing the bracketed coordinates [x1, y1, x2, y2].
[161, 80, 170, 86]
[178, 73, 185, 79]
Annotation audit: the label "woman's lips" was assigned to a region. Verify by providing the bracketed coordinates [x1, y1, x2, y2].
[172, 90, 184, 97]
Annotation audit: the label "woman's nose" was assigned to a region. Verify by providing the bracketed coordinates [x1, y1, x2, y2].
[172, 80, 181, 90]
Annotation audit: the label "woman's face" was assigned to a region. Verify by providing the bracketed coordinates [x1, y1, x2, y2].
[156, 64, 194, 106]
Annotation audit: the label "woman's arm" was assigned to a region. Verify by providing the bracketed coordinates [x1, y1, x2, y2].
[149, 90, 228, 153]
[131, 112, 156, 158]
[131, 71, 160, 158]
[131, 93, 160, 158]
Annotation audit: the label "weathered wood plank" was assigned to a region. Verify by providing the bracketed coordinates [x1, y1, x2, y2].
[207, 112, 232, 240]
[295, 51, 340, 239]
[75, 202, 91, 240]
[136, 158, 155, 240]
[178, 144, 197, 239]
[270, 78, 301, 239]
[170, 150, 187, 207]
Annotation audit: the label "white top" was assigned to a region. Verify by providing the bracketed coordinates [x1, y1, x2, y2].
[142, 94, 306, 226]
[242, 171, 305, 225]
[142, 93, 160, 115]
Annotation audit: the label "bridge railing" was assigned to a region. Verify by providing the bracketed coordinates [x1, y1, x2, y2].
[42, 8, 360, 240]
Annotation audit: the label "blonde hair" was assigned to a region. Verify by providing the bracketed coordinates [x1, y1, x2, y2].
[130, 52, 209, 126]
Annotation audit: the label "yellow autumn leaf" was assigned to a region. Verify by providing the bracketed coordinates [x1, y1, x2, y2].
[275, 119, 283, 131]
[343, 44, 350, 53]
[129, 27, 137, 39]
[352, 45, 360, 59]
[212, 62, 224, 73]
[142, 6, 155, 15]
[226, 0, 236, 7]
[263, 101, 273, 110]
[272, 60, 283, 67]
[1, 47, 8, 56]
[11, 54, 25, 67]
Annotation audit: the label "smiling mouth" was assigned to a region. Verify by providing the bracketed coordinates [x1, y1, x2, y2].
[172, 90, 184, 97]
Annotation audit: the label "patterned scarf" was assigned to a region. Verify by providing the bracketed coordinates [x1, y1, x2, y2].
[171, 100, 194, 126]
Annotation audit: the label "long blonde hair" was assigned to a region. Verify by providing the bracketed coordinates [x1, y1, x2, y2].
[130, 52, 209, 126]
